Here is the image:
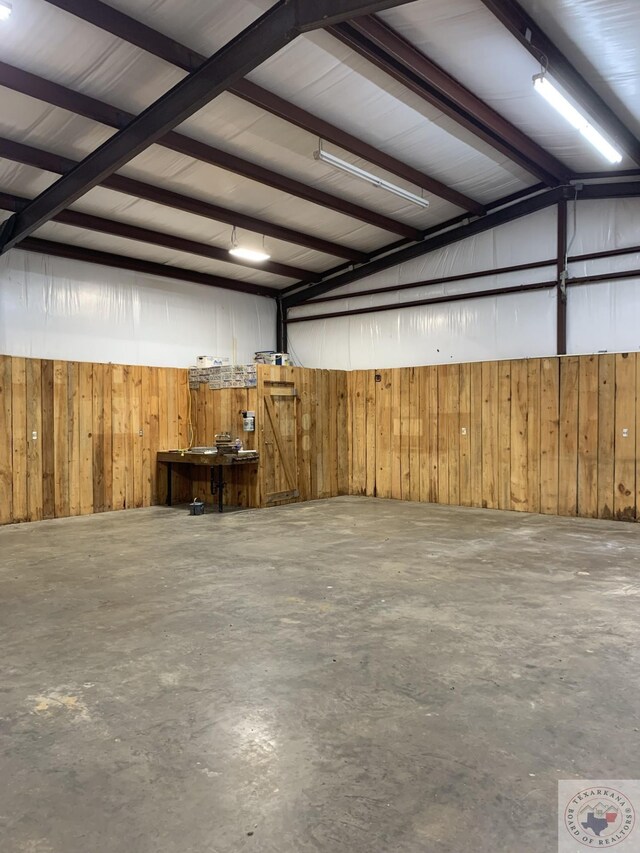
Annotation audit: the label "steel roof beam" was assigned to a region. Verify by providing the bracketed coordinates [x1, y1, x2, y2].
[283, 180, 640, 306]
[0, 0, 424, 254]
[478, 0, 640, 166]
[0, 136, 369, 265]
[0, 190, 310, 280]
[283, 187, 567, 306]
[17, 237, 279, 297]
[41, 0, 481, 214]
[0, 61, 415, 243]
[330, 15, 569, 185]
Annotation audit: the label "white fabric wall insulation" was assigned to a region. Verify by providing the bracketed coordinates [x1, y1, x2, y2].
[567, 199, 640, 355]
[288, 199, 640, 369]
[0, 249, 276, 367]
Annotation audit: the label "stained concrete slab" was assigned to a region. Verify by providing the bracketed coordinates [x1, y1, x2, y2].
[0, 497, 639, 853]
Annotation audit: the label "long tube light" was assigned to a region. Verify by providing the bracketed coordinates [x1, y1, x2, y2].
[0, 0, 12, 20]
[533, 73, 622, 165]
[314, 147, 429, 208]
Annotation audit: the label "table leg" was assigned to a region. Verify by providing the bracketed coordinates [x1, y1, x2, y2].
[166, 462, 173, 506]
[218, 466, 224, 513]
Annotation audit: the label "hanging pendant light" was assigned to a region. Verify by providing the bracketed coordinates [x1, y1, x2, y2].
[229, 227, 271, 262]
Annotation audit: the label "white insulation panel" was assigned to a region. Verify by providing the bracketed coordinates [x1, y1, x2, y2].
[289, 199, 640, 369]
[0, 249, 276, 367]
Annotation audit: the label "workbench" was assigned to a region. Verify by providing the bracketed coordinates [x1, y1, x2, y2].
[157, 450, 259, 513]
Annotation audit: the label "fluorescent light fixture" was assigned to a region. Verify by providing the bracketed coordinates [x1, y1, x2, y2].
[229, 227, 270, 262]
[0, 0, 12, 20]
[314, 146, 429, 208]
[533, 73, 622, 164]
[229, 246, 271, 262]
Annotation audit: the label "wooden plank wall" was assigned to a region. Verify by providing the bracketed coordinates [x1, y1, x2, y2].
[3, 354, 638, 525]
[347, 353, 640, 522]
[0, 355, 189, 525]
[189, 365, 349, 509]
[188, 384, 259, 508]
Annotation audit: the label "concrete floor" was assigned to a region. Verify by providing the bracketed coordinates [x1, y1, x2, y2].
[1, 497, 639, 853]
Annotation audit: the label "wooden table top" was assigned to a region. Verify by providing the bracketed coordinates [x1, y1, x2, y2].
[157, 451, 259, 467]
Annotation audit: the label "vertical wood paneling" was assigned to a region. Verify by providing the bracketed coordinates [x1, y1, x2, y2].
[67, 362, 81, 517]
[614, 353, 636, 521]
[11, 358, 27, 522]
[41, 360, 55, 520]
[0, 356, 12, 525]
[2, 356, 204, 525]
[597, 354, 615, 519]
[448, 364, 461, 507]
[351, 371, 366, 496]
[459, 362, 471, 507]
[526, 359, 541, 515]
[329, 370, 339, 497]
[390, 369, 402, 501]
[131, 365, 143, 509]
[417, 367, 430, 504]
[510, 360, 528, 511]
[408, 367, 420, 503]
[481, 361, 498, 509]
[427, 366, 439, 503]
[78, 362, 94, 515]
[540, 358, 559, 516]
[3, 354, 640, 526]
[577, 355, 598, 518]
[497, 361, 511, 511]
[558, 357, 579, 516]
[336, 372, 349, 495]
[298, 367, 312, 502]
[26, 358, 43, 522]
[92, 362, 106, 513]
[469, 362, 483, 508]
[636, 353, 640, 521]
[365, 371, 376, 497]
[111, 364, 126, 511]
[123, 365, 135, 509]
[399, 367, 411, 501]
[148, 367, 159, 504]
[141, 366, 152, 508]
[308, 369, 318, 502]
[437, 365, 451, 505]
[53, 361, 69, 518]
[376, 370, 392, 499]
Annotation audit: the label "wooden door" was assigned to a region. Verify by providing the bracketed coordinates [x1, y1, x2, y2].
[262, 376, 299, 505]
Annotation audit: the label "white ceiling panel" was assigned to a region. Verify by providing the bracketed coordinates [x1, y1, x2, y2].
[0, 159, 57, 198]
[381, 0, 637, 172]
[0, 0, 637, 294]
[518, 0, 640, 137]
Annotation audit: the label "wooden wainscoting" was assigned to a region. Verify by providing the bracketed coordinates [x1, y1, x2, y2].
[347, 353, 640, 521]
[189, 365, 349, 509]
[0, 355, 189, 524]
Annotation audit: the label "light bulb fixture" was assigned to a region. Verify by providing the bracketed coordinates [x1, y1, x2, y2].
[314, 143, 429, 208]
[0, 0, 12, 20]
[533, 73, 622, 165]
[229, 226, 271, 262]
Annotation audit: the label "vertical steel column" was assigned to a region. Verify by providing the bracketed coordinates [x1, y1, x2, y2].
[556, 199, 568, 355]
[276, 299, 288, 353]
